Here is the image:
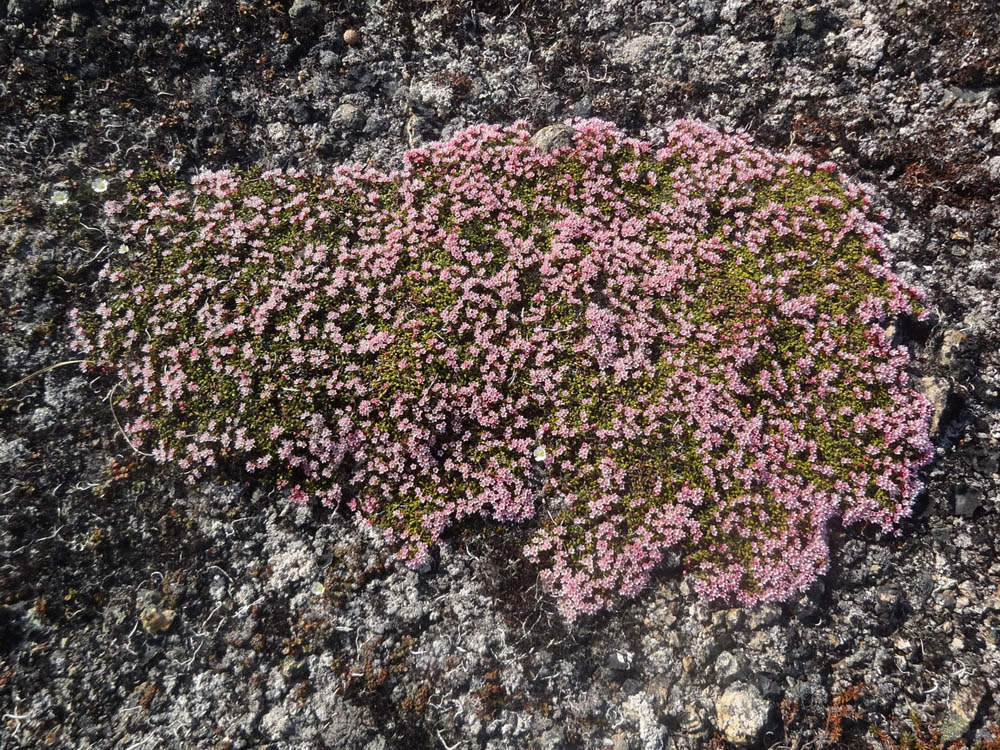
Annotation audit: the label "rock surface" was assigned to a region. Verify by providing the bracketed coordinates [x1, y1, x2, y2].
[2, 0, 1000, 747]
[715, 683, 771, 746]
[529, 123, 579, 154]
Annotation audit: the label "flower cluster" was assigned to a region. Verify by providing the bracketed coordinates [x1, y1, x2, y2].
[72, 119, 933, 621]
[51, 177, 110, 206]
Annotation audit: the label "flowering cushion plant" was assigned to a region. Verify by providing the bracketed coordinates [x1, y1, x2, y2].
[72, 119, 933, 621]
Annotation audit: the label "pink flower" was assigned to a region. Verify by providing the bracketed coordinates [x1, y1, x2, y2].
[78, 118, 931, 622]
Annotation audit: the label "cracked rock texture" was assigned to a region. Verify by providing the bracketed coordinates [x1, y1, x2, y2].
[1, 0, 999, 747]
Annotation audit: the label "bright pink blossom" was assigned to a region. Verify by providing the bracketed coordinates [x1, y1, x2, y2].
[73, 119, 933, 622]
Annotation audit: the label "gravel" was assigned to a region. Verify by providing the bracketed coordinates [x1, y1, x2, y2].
[2, 0, 999, 747]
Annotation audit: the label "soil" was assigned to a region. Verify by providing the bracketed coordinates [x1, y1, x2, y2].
[1, 0, 999, 748]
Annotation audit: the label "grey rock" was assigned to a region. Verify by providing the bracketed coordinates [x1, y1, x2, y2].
[973, 450, 998, 474]
[267, 122, 289, 142]
[711, 608, 744, 629]
[720, 0, 748, 25]
[191, 75, 223, 107]
[776, 9, 798, 38]
[844, 25, 887, 72]
[318, 50, 340, 68]
[0, 436, 28, 468]
[987, 155, 1000, 181]
[715, 683, 770, 746]
[288, 0, 321, 22]
[29, 406, 55, 431]
[953, 485, 984, 516]
[410, 78, 455, 118]
[746, 604, 781, 630]
[330, 103, 364, 132]
[208, 575, 228, 601]
[798, 11, 819, 35]
[7, 0, 44, 19]
[713, 651, 743, 685]
[693, 0, 719, 28]
[290, 100, 312, 124]
[610, 35, 663, 68]
[538, 727, 564, 749]
[363, 115, 389, 135]
[530, 124, 578, 155]
[623, 693, 668, 749]
[569, 97, 592, 117]
[607, 650, 634, 671]
[774, 6, 835, 41]
[941, 87, 993, 109]
[754, 673, 783, 699]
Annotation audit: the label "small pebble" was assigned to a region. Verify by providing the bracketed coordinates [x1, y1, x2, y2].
[140, 607, 175, 634]
[344, 28, 361, 46]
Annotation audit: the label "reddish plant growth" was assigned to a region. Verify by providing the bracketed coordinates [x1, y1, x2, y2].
[72, 120, 933, 621]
